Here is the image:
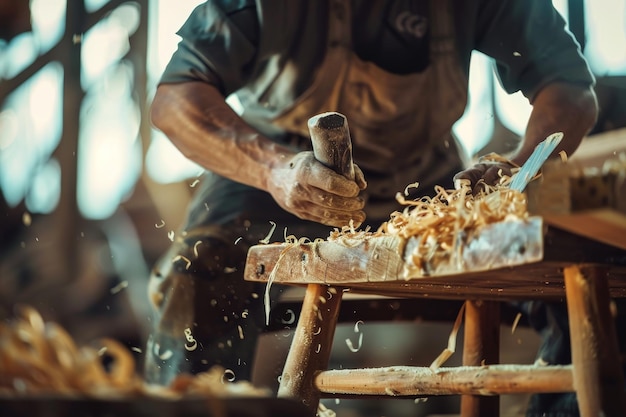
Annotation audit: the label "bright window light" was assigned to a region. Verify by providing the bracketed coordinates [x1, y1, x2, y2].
[0, 33, 38, 79]
[145, 0, 204, 184]
[30, 0, 66, 52]
[584, 0, 626, 75]
[26, 158, 61, 214]
[0, 63, 63, 209]
[77, 62, 142, 220]
[85, 0, 111, 13]
[81, 3, 140, 90]
[453, 51, 496, 158]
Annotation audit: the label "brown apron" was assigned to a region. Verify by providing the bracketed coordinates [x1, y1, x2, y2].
[272, 0, 470, 219]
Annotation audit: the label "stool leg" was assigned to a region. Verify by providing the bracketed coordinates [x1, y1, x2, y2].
[461, 300, 501, 417]
[564, 265, 626, 417]
[277, 284, 342, 416]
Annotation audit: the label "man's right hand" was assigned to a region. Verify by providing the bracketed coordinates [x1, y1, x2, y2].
[267, 151, 367, 228]
[151, 83, 367, 228]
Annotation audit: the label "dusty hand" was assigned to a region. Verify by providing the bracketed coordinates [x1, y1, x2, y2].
[267, 151, 367, 227]
[453, 160, 518, 195]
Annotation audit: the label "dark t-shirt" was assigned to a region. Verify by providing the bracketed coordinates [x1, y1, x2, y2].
[161, 0, 594, 101]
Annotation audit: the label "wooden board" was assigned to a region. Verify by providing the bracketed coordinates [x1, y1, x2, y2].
[543, 209, 626, 250]
[244, 218, 626, 301]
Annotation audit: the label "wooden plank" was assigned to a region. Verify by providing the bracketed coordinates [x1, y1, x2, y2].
[544, 209, 626, 250]
[244, 221, 626, 301]
[246, 258, 626, 301]
[245, 217, 543, 284]
[313, 364, 574, 397]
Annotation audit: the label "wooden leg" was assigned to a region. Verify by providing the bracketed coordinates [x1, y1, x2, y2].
[461, 300, 501, 417]
[564, 265, 626, 417]
[277, 284, 342, 416]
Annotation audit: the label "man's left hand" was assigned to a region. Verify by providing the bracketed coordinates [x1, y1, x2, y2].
[453, 160, 518, 194]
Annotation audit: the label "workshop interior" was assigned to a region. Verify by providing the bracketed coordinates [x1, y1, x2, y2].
[1, 1, 625, 417]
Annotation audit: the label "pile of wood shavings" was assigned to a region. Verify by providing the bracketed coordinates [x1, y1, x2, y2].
[0, 306, 269, 400]
[329, 181, 529, 276]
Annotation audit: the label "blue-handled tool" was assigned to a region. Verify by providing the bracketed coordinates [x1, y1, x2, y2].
[509, 132, 564, 192]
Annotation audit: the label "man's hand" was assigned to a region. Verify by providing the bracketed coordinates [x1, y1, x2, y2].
[152, 82, 368, 228]
[453, 160, 518, 194]
[267, 151, 367, 227]
[454, 82, 597, 194]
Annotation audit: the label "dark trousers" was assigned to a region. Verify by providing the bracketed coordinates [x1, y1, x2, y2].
[144, 173, 334, 385]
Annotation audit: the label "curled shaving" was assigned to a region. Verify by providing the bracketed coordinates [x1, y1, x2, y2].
[263, 175, 527, 323]
[0, 306, 269, 400]
[329, 181, 528, 275]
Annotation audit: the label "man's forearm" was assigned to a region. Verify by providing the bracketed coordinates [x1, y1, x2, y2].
[150, 81, 295, 192]
[511, 82, 598, 166]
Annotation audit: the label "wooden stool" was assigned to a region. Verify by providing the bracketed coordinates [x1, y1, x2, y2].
[244, 221, 626, 417]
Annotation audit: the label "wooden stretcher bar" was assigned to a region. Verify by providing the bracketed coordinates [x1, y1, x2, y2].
[314, 364, 574, 397]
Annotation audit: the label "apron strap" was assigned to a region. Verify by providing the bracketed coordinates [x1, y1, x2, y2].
[330, 0, 352, 48]
[430, 0, 455, 55]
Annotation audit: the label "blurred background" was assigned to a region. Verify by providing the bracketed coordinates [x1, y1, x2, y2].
[0, 1, 625, 416]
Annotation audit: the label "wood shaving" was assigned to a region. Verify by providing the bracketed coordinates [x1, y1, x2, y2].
[429, 302, 465, 370]
[345, 321, 365, 353]
[511, 312, 523, 334]
[109, 280, 128, 295]
[403, 182, 420, 196]
[183, 328, 197, 352]
[317, 402, 337, 417]
[193, 240, 202, 258]
[280, 309, 296, 325]
[0, 307, 269, 401]
[221, 369, 236, 383]
[184, 341, 198, 352]
[329, 181, 528, 277]
[345, 333, 363, 353]
[172, 255, 192, 270]
[259, 221, 277, 244]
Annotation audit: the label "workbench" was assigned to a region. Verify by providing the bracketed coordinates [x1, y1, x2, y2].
[244, 150, 626, 417]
